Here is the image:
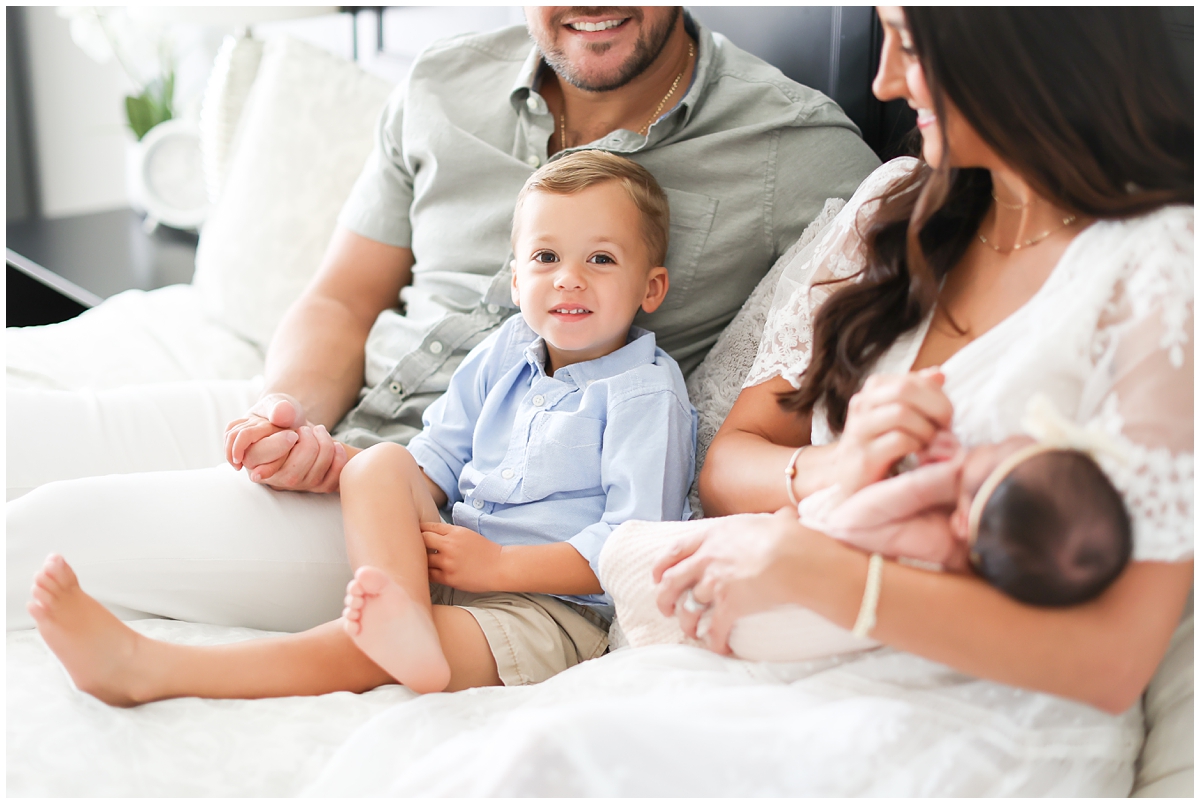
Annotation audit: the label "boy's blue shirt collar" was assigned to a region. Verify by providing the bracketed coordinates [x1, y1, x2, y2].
[517, 317, 659, 387]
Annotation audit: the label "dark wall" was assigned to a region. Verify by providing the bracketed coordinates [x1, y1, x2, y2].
[688, 6, 917, 160]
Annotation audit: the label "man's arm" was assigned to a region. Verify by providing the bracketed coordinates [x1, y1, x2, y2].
[265, 226, 413, 427]
[237, 227, 413, 489]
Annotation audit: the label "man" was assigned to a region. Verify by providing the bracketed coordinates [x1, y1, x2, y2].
[8, 7, 878, 632]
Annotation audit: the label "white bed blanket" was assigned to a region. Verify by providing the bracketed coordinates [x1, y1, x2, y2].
[309, 644, 1141, 797]
[6, 620, 413, 797]
[9, 620, 1141, 797]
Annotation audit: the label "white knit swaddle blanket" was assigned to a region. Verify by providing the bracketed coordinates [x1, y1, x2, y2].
[599, 519, 879, 662]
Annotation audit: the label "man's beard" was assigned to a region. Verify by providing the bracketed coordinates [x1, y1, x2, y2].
[539, 7, 682, 93]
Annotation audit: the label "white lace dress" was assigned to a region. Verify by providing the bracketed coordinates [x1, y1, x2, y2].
[748, 157, 1194, 563]
[293, 162, 1191, 797]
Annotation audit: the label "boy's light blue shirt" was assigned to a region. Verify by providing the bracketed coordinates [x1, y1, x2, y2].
[406, 315, 697, 612]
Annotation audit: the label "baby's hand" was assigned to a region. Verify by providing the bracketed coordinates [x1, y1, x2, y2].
[916, 429, 962, 465]
[421, 521, 503, 593]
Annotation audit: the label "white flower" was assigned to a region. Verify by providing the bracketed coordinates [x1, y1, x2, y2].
[57, 6, 173, 89]
[57, 6, 113, 64]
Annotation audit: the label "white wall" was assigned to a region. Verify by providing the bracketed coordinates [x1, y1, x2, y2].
[24, 7, 136, 218]
[22, 7, 525, 220]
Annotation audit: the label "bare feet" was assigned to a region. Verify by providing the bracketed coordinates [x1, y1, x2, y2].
[342, 567, 451, 694]
[27, 554, 152, 707]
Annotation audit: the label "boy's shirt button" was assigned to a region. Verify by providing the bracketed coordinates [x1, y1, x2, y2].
[532, 394, 545, 407]
[501, 468, 514, 479]
[472, 499, 485, 510]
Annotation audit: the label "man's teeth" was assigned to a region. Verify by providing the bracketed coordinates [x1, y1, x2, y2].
[569, 19, 623, 32]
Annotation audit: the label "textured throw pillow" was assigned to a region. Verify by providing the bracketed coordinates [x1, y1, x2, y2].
[192, 35, 394, 350]
[1133, 592, 1194, 797]
[684, 197, 845, 517]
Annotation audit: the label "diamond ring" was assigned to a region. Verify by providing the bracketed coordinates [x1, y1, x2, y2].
[680, 589, 708, 614]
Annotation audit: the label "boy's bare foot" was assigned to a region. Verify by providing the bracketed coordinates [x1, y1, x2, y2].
[342, 567, 451, 694]
[27, 554, 152, 707]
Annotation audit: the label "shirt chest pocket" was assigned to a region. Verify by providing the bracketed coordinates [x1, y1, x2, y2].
[521, 413, 605, 502]
[655, 187, 718, 313]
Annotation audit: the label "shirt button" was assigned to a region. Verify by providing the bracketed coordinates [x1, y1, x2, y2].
[487, 304, 499, 314]
[526, 154, 540, 168]
[428, 340, 444, 355]
[388, 381, 402, 395]
[472, 498, 485, 510]
[501, 468, 514, 480]
[526, 95, 542, 114]
[532, 394, 545, 407]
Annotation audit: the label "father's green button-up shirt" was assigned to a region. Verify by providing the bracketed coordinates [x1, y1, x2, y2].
[334, 16, 879, 447]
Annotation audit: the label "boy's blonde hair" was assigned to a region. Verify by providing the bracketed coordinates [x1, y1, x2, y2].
[512, 150, 670, 267]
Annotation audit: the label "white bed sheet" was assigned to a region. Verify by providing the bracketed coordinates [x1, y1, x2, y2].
[4, 615, 1141, 796]
[6, 620, 413, 797]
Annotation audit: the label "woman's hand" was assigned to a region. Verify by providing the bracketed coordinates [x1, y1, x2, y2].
[832, 369, 953, 494]
[223, 393, 348, 493]
[653, 508, 826, 655]
[422, 521, 504, 592]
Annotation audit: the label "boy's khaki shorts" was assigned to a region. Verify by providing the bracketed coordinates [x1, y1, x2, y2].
[430, 583, 610, 686]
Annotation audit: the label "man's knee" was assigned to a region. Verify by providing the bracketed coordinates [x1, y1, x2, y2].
[341, 442, 420, 492]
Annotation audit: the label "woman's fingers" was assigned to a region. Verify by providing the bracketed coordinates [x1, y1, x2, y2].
[654, 552, 707, 617]
[651, 531, 705, 583]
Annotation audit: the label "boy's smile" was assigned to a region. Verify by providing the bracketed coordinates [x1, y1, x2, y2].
[512, 181, 668, 372]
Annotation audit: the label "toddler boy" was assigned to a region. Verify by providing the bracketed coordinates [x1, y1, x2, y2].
[337, 150, 697, 692]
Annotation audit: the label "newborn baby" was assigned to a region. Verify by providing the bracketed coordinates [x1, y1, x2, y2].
[600, 395, 1133, 662]
[800, 429, 1132, 606]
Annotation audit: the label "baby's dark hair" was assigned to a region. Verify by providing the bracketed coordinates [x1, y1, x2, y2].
[973, 450, 1132, 607]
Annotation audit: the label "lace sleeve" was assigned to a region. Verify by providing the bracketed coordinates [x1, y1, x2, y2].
[743, 158, 919, 390]
[1078, 207, 1194, 562]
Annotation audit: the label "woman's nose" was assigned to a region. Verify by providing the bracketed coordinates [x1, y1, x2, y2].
[872, 36, 907, 103]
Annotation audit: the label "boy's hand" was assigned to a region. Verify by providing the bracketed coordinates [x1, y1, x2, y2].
[421, 521, 504, 592]
[225, 394, 305, 469]
[224, 394, 347, 492]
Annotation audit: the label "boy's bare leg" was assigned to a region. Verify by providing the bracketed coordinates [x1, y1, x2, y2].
[28, 554, 390, 706]
[29, 554, 499, 705]
[338, 443, 454, 691]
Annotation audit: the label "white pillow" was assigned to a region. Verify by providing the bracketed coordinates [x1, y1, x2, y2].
[684, 197, 845, 516]
[1132, 591, 1194, 797]
[192, 35, 394, 351]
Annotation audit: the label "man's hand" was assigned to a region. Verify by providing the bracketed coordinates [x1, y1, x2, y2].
[224, 393, 348, 493]
[422, 521, 504, 592]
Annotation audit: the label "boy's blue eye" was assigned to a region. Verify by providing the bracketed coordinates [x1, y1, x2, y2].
[533, 251, 558, 263]
[589, 254, 615, 265]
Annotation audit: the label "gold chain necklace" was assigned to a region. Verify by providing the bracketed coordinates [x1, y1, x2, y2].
[977, 213, 1077, 253]
[990, 190, 1034, 210]
[558, 41, 694, 151]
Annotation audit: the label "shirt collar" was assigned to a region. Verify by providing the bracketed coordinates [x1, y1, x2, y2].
[509, 12, 715, 132]
[522, 325, 659, 387]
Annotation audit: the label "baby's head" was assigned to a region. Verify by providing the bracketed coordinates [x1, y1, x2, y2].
[951, 437, 1132, 607]
[510, 150, 670, 372]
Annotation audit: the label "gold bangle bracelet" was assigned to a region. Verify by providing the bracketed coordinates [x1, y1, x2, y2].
[852, 553, 885, 638]
[784, 445, 808, 507]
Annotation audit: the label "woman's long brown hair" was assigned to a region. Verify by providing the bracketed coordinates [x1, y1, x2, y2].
[779, 7, 1193, 433]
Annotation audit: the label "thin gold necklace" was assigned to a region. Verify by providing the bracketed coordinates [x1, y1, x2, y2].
[558, 41, 695, 151]
[990, 190, 1034, 210]
[977, 213, 1077, 253]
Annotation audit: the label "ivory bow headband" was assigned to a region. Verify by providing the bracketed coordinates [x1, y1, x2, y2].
[966, 393, 1129, 561]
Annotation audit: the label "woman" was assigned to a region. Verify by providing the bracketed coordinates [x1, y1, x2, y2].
[657, 6, 1192, 715]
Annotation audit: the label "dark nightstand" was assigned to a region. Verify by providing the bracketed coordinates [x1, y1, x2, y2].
[6, 208, 199, 327]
